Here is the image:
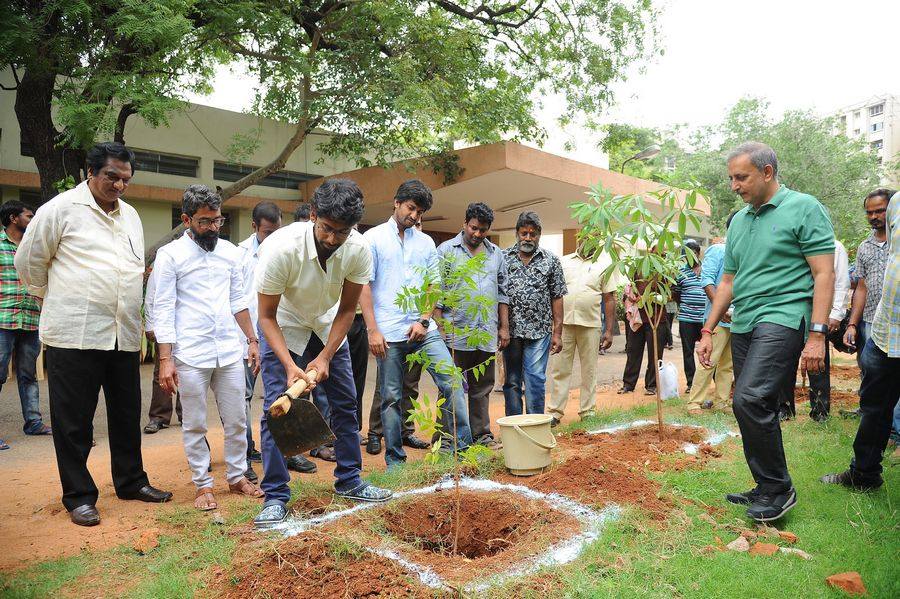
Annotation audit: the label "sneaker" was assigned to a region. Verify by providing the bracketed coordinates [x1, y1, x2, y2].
[0, 439, 8, 450]
[746, 488, 797, 522]
[336, 482, 393, 503]
[245, 463, 258, 483]
[253, 501, 287, 529]
[310, 445, 336, 462]
[402, 434, 431, 450]
[143, 420, 166, 434]
[725, 486, 761, 506]
[550, 417, 561, 428]
[286, 454, 317, 474]
[247, 448, 262, 463]
[820, 469, 883, 491]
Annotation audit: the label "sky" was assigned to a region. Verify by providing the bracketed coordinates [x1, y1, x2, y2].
[188, 0, 899, 166]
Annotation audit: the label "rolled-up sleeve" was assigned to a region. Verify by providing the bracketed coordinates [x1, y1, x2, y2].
[13, 202, 61, 298]
[152, 250, 178, 344]
[229, 259, 249, 315]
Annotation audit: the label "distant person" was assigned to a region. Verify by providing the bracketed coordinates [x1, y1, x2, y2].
[822, 191, 899, 490]
[294, 203, 311, 223]
[15, 142, 172, 526]
[697, 142, 835, 522]
[620, 278, 668, 396]
[502, 211, 566, 415]
[0, 200, 50, 450]
[142, 267, 183, 434]
[674, 239, 705, 395]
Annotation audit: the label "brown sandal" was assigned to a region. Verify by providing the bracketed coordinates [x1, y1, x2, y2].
[229, 477, 264, 498]
[195, 487, 218, 511]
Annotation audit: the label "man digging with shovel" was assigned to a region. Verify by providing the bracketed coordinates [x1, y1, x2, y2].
[253, 179, 393, 528]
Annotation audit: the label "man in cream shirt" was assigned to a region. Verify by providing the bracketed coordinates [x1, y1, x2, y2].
[547, 245, 619, 425]
[253, 179, 392, 528]
[15, 142, 172, 527]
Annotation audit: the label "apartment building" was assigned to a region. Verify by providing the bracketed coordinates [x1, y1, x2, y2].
[836, 94, 900, 185]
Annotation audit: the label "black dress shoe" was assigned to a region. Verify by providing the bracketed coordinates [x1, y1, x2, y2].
[70, 504, 100, 527]
[366, 435, 382, 455]
[286, 454, 317, 473]
[402, 434, 430, 450]
[118, 484, 173, 503]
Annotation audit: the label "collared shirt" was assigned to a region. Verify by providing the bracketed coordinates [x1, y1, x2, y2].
[699, 242, 730, 329]
[0, 230, 40, 331]
[503, 245, 567, 340]
[870, 193, 900, 357]
[15, 181, 145, 351]
[724, 185, 835, 334]
[153, 233, 248, 368]
[831, 240, 851, 321]
[435, 231, 508, 352]
[256, 222, 371, 355]
[364, 217, 438, 343]
[237, 233, 262, 359]
[854, 232, 890, 324]
[675, 263, 706, 324]
[559, 252, 617, 328]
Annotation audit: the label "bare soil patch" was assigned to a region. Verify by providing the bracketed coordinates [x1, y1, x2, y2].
[793, 387, 860, 408]
[831, 364, 861, 382]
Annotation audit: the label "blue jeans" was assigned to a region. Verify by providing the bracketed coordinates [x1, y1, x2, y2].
[502, 335, 551, 416]
[0, 328, 44, 433]
[850, 338, 900, 481]
[378, 330, 472, 467]
[258, 332, 362, 504]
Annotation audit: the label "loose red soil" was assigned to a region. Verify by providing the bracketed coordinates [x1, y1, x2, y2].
[793, 387, 860, 408]
[831, 364, 861, 382]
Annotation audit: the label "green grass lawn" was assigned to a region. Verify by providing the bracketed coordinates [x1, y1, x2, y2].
[2, 400, 898, 598]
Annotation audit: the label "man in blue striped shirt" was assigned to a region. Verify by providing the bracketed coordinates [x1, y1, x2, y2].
[674, 240, 706, 396]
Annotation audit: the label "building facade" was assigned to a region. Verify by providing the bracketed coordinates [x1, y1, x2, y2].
[835, 94, 900, 185]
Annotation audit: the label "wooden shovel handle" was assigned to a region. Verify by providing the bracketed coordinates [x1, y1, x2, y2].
[269, 370, 319, 418]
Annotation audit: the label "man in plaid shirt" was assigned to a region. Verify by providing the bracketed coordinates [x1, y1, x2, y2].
[0, 200, 50, 450]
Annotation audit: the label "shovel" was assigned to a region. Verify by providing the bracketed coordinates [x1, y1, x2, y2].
[267, 370, 336, 458]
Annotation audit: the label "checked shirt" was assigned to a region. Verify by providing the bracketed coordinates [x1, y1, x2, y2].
[0, 230, 40, 331]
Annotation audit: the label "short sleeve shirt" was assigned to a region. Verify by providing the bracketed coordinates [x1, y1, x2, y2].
[675, 264, 706, 323]
[256, 222, 371, 355]
[559, 253, 618, 328]
[724, 185, 835, 334]
[503, 246, 567, 339]
[854, 234, 889, 324]
[870, 193, 900, 357]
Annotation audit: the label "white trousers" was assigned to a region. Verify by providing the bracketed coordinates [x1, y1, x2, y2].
[176, 358, 247, 489]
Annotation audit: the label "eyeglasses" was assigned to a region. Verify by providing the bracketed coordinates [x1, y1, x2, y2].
[865, 208, 886, 216]
[316, 221, 353, 239]
[191, 216, 227, 227]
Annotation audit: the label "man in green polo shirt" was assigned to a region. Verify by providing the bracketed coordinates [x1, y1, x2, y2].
[697, 141, 835, 522]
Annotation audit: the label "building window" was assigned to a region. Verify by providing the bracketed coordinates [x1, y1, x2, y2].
[839, 115, 847, 129]
[853, 129, 861, 136]
[213, 161, 318, 190]
[869, 103, 884, 117]
[853, 111, 860, 120]
[133, 150, 199, 178]
[871, 140, 883, 151]
[870, 122, 883, 133]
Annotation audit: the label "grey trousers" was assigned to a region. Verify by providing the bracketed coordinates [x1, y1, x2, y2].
[453, 349, 496, 442]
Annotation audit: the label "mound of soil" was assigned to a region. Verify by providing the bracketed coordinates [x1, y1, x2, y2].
[217, 533, 431, 599]
[381, 489, 572, 560]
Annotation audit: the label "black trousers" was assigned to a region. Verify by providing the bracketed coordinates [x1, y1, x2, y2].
[850, 339, 900, 481]
[806, 337, 831, 419]
[678, 321, 703, 387]
[622, 324, 667, 391]
[454, 349, 496, 442]
[346, 314, 369, 431]
[731, 322, 804, 494]
[46, 346, 149, 511]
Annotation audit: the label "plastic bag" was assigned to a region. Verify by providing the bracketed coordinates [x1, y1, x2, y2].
[658, 360, 679, 400]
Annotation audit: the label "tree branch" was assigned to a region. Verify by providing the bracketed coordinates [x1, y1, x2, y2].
[431, 0, 544, 28]
[114, 103, 136, 143]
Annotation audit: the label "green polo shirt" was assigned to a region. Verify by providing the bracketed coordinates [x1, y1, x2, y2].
[724, 185, 834, 334]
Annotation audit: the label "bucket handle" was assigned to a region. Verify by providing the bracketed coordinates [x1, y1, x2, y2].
[513, 425, 557, 450]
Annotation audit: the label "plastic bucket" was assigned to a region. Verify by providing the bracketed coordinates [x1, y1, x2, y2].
[496, 414, 557, 476]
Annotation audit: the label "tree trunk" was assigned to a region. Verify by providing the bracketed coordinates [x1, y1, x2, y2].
[14, 70, 85, 203]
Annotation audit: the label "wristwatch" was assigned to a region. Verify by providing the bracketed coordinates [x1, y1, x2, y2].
[247, 337, 259, 344]
[418, 318, 431, 328]
[808, 323, 828, 335]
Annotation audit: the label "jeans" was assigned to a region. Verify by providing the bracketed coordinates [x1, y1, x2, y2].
[259, 332, 362, 504]
[379, 330, 471, 467]
[849, 339, 900, 482]
[502, 335, 551, 416]
[731, 321, 804, 494]
[0, 328, 44, 433]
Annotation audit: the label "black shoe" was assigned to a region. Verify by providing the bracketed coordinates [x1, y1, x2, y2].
[402, 434, 430, 450]
[143, 420, 166, 434]
[247, 448, 262, 463]
[366, 435, 382, 455]
[245, 463, 259, 483]
[69, 504, 100, 527]
[726, 486, 761, 506]
[746, 488, 797, 522]
[286, 454, 317, 474]
[685, 385, 692, 395]
[118, 484, 173, 503]
[810, 412, 829, 423]
[820, 469, 883, 491]
[779, 411, 794, 422]
[550, 417, 561, 428]
[310, 445, 336, 462]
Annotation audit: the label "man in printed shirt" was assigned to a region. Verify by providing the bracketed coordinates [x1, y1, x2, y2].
[16, 142, 171, 526]
[698, 142, 835, 522]
[154, 185, 263, 511]
[822, 191, 900, 490]
[502, 211, 567, 415]
[674, 239, 706, 398]
[0, 200, 50, 450]
[547, 244, 617, 426]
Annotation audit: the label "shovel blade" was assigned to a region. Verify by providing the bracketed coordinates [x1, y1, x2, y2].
[267, 399, 336, 457]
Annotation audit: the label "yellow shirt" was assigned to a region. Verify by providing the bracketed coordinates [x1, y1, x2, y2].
[15, 181, 145, 351]
[560, 253, 619, 327]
